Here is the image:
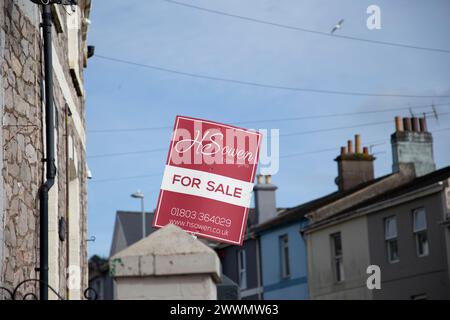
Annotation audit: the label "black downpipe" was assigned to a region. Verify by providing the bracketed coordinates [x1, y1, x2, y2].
[39, 4, 56, 301]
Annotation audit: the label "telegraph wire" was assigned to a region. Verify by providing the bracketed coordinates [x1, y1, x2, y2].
[87, 112, 450, 160]
[281, 111, 450, 137]
[160, 0, 450, 54]
[94, 55, 450, 99]
[89, 173, 162, 183]
[88, 148, 167, 159]
[280, 120, 391, 137]
[90, 125, 172, 134]
[233, 104, 450, 125]
[88, 103, 450, 134]
[88, 126, 450, 183]
[434, 127, 450, 133]
[280, 139, 386, 159]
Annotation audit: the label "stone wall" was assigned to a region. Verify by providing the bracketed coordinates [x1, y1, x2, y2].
[0, 0, 89, 299]
[1, 0, 43, 299]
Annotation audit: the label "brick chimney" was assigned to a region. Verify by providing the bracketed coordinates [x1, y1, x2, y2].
[335, 135, 376, 191]
[391, 115, 436, 177]
[254, 174, 278, 224]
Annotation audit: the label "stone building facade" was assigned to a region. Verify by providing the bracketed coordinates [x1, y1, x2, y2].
[0, 0, 92, 299]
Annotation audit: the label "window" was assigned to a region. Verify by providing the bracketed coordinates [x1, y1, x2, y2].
[280, 235, 290, 279]
[51, 5, 64, 34]
[413, 208, 429, 257]
[385, 216, 399, 263]
[237, 249, 247, 289]
[67, 5, 84, 96]
[331, 233, 344, 282]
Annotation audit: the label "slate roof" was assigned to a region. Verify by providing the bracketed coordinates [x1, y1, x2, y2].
[109, 211, 157, 256]
[331, 165, 450, 219]
[252, 173, 394, 234]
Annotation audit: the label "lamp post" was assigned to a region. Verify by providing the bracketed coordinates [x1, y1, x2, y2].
[131, 191, 146, 239]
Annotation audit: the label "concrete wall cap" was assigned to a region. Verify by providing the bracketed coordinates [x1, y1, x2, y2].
[109, 225, 221, 281]
[111, 224, 214, 258]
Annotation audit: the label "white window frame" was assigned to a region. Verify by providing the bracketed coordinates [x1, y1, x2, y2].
[66, 5, 84, 96]
[51, 4, 64, 34]
[385, 216, 399, 264]
[280, 235, 290, 279]
[331, 232, 344, 283]
[413, 208, 429, 257]
[237, 249, 247, 290]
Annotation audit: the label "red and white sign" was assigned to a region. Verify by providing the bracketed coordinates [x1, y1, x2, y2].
[153, 116, 262, 245]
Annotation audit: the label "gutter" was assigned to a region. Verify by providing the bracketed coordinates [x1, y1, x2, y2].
[302, 182, 445, 235]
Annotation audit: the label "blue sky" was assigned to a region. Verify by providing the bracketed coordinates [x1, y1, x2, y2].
[85, 0, 450, 257]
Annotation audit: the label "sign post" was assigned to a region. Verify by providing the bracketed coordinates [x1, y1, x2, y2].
[153, 116, 262, 245]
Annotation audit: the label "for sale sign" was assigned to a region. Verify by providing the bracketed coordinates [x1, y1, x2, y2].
[153, 116, 262, 245]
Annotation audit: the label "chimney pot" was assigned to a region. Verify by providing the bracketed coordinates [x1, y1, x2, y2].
[412, 117, 419, 132]
[257, 174, 263, 184]
[391, 115, 436, 177]
[347, 140, 354, 154]
[265, 175, 272, 185]
[403, 117, 412, 131]
[395, 116, 403, 132]
[419, 116, 428, 132]
[336, 140, 375, 191]
[355, 134, 362, 154]
[363, 147, 369, 156]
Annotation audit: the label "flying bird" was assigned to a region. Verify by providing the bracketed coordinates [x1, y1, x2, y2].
[331, 19, 345, 34]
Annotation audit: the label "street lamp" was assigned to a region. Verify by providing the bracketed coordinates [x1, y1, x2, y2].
[131, 191, 146, 239]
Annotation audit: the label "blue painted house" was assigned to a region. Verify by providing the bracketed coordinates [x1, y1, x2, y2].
[218, 134, 392, 300]
[251, 175, 349, 300]
[217, 174, 331, 300]
[257, 219, 309, 299]
[251, 176, 309, 300]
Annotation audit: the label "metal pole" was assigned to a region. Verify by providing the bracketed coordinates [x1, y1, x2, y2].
[141, 197, 146, 239]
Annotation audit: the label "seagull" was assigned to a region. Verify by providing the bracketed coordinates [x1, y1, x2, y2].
[331, 19, 344, 34]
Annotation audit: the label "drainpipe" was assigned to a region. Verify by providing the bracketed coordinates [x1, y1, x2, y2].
[255, 236, 263, 300]
[39, 3, 56, 301]
[65, 104, 71, 299]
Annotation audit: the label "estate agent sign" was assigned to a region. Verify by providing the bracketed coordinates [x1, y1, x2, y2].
[153, 116, 262, 245]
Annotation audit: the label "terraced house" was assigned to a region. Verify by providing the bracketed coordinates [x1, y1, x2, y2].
[219, 115, 450, 300]
[304, 117, 450, 299]
[0, 0, 92, 299]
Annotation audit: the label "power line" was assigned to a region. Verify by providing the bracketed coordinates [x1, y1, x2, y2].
[88, 121, 387, 159]
[94, 55, 450, 99]
[89, 141, 380, 182]
[233, 104, 450, 125]
[280, 120, 391, 137]
[89, 173, 162, 183]
[281, 111, 450, 137]
[88, 103, 450, 134]
[88, 127, 450, 182]
[87, 112, 450, 160]
[88, 148, 167, 159]
[160, 0, 450, 54]
[433, 127, 450, 133]
[90, 125, 172, 134]
[280, 140, 387, 159]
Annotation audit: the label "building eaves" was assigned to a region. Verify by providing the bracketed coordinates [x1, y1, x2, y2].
[252, 174, 393, 234]
[304, 165, 450, 232]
